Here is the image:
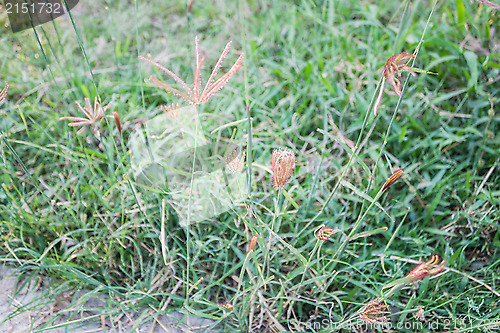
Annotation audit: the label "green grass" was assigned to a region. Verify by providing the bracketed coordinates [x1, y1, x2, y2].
[1, 0, 499, 332]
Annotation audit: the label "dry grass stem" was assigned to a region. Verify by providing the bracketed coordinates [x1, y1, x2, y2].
[373, 80, 385, 116]
[476, 0, 500, 9]
[139, 36, 244, 104]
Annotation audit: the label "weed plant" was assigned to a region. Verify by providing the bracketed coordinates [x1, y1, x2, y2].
[0, 0, 499, 332]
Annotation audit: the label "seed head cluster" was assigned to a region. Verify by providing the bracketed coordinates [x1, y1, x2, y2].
[271, 148, 295, 188]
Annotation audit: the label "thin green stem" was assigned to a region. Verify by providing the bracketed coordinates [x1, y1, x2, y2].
[62, 0, 100, 101]
[300, 75, 385, 235]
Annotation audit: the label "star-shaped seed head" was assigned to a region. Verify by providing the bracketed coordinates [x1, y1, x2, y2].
[383, 51, 417, 96]
[140, 36, 244, 105]
[60, 97, 111, 134]
[358, 297, 391, 325]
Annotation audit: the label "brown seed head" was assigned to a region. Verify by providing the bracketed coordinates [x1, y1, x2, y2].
[383, 51, 417, 96]
[113, 111, 122, 135]
[358, 297, 391, 325]
[405, 254, 445, 282]
[248, 235, 258, 253]
[60, 97, 110, 132]
[316, 226, 335, 241]
[139, 36, 244, 105]
[271, 148, 295, 188]
[0, 82, 8, 103]
[382, 169, 404, 191]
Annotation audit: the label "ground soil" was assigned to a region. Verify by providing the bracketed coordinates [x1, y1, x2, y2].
[0, 266, 217, 333]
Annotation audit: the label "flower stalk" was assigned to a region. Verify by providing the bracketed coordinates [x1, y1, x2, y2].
[382, 255, 446, 298]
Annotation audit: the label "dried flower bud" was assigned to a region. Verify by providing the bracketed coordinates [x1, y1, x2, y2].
[113, 111, 122, 135]
[0, 81, 8, 103]
[271, 148, 295, 188]
[248, 234, 258, 252]
[405, 254, 445, 282]
[382, 169, 404, 191]
[358, 297, 391, 325]
[316, 226, 335, 241]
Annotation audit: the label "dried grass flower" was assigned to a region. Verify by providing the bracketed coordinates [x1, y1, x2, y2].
[113, 111, 122, 135]
[222, 302, 234, 311]
[405, 254, 445, 282]
[0, 81, 8, 103]
[60, 97, 111, 134]
[248, 234, 258, 253]
[382, 169, 404, 191]
[271, 148, 295, 188]
[139, 36, 244, 105]
[316, 226, 335, 241]
[160, 103, 180, 118]
[358, 297, 391, 325]
[226, 149, 246, 173]
[375, 51, 435, 115]
[383, 51, 417, 97]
